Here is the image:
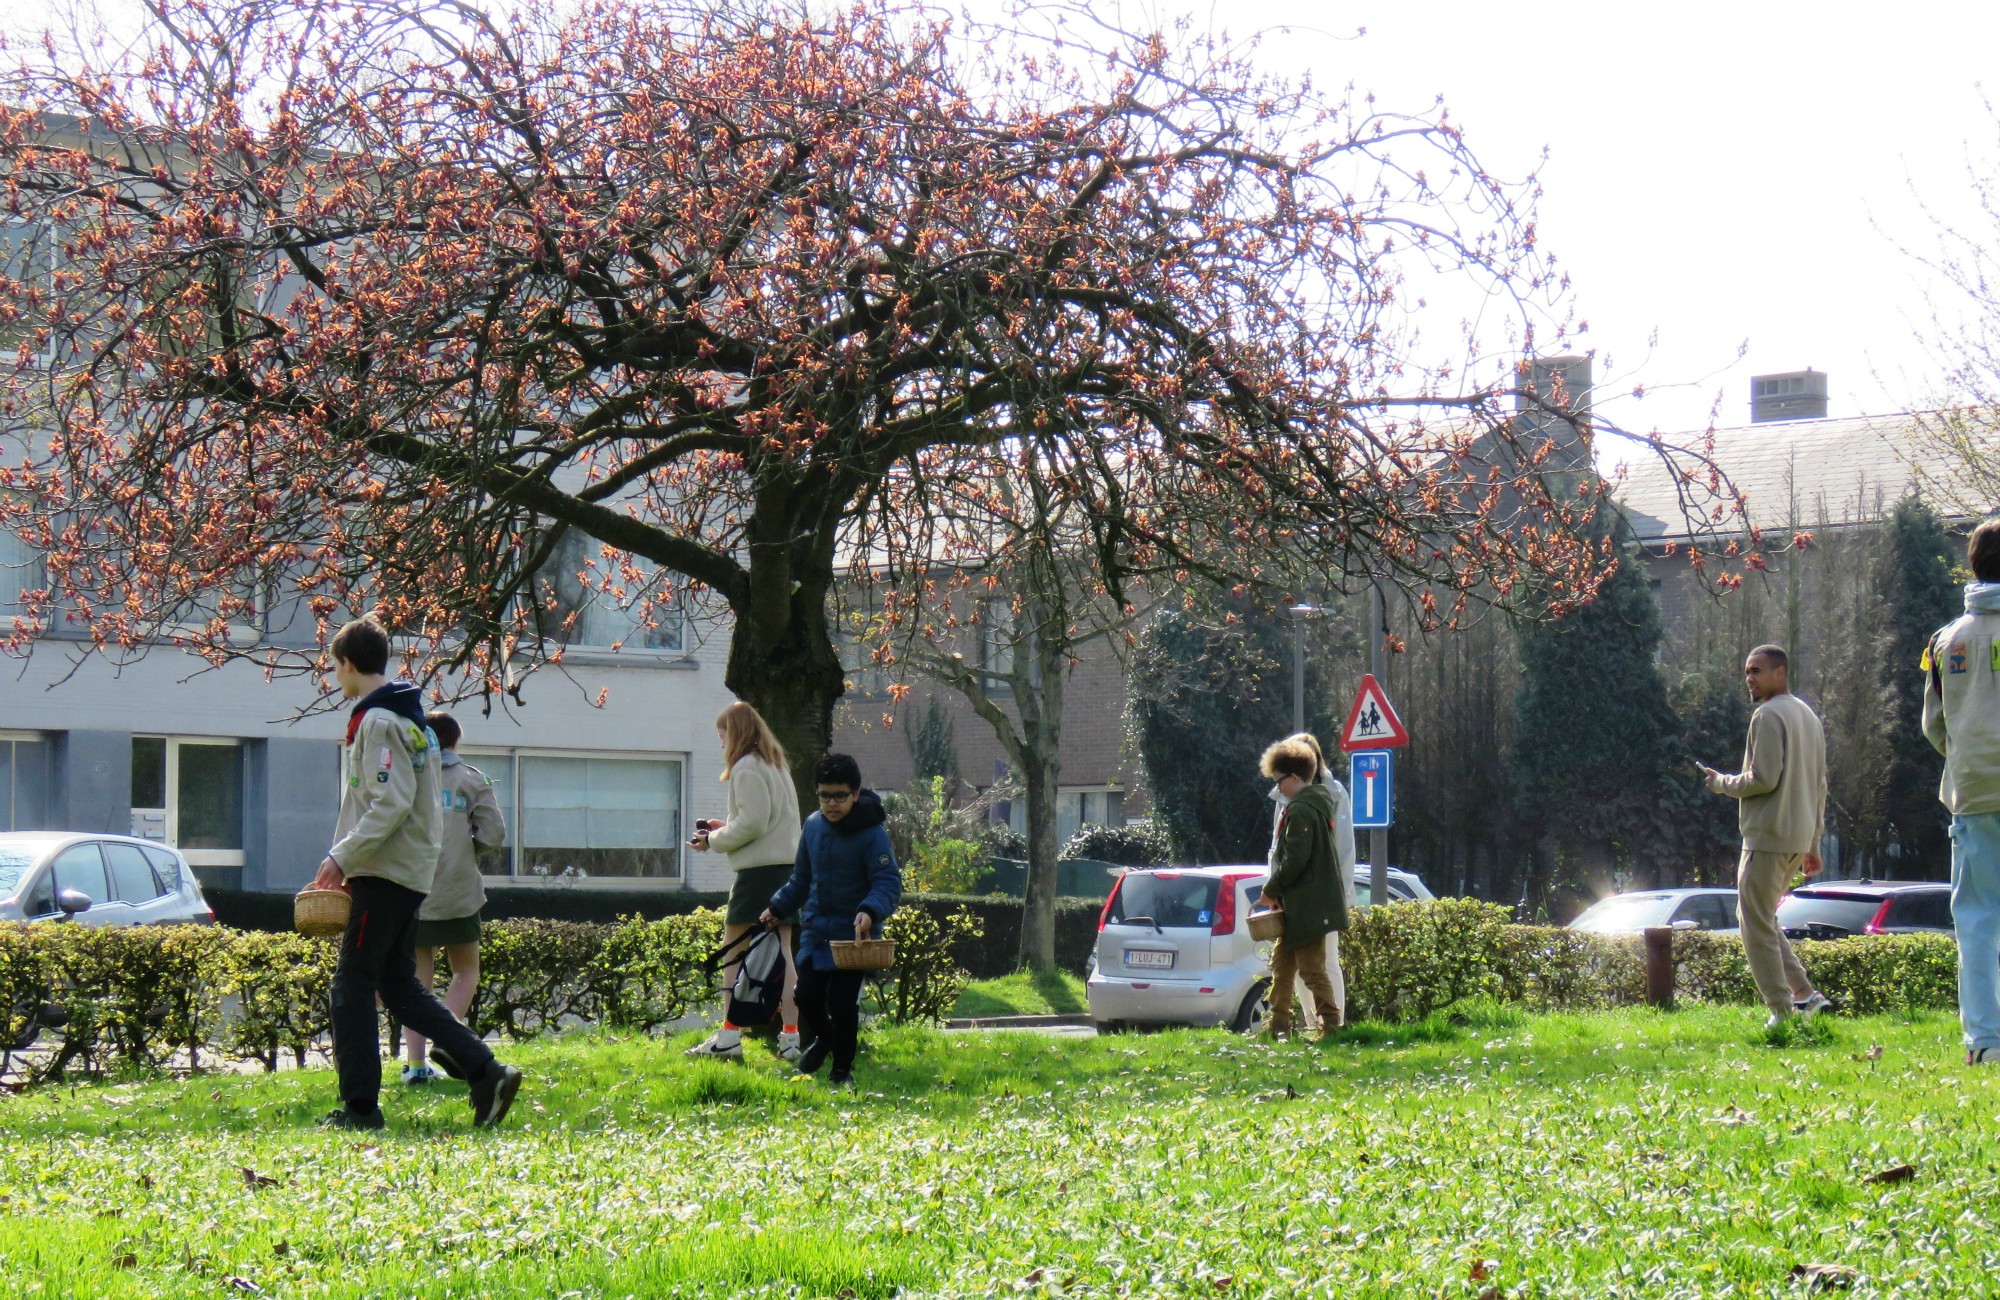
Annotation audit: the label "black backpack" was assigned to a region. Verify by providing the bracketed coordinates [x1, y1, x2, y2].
[704, 927, 788, 1028]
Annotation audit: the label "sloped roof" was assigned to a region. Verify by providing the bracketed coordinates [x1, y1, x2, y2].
[1611, 412, 1970, 543]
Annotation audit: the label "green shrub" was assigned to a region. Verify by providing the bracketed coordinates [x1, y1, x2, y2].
[868, 906, 983, 1027]
[905, 838, 991, 894]
[588, 911, 725, 1032]
[1342, 897, 1516, 1022]
[470, 920, 608, 1039]
[1060, 823, 1170, 867]
[220, 930, 337, 1072]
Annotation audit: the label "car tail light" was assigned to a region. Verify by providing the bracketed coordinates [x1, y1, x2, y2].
[1098, 874, 1126, 932]
[1212, 872, 1256, 936]
[1863, 899, 1895, 935]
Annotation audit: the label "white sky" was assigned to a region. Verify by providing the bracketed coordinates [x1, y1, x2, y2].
[963, 0, 2000, 438]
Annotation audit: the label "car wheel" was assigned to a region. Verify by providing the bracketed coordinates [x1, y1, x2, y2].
[1229, 980, 1271, 1035]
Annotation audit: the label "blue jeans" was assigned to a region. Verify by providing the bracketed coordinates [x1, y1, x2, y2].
[1951, 813, 2000, 1052]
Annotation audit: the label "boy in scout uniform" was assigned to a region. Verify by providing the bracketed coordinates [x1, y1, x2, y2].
[311, 617, 522, 1130]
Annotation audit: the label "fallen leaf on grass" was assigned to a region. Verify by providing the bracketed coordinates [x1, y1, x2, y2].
[1212, 1275, 1234, 1290]
[1861, 1163, 1915, 1186]
[1023, 1267, 1045, 1284]
[209, 1090, 224, 1102]
[1708, 1105, 1753, 1126]
[111, 1252, 137, 1269]
[1851, 1044, 1883, 1063]
[1791, 1263, 1858, 1290]
[272, 1241, 288, 1257]
[239, 1167, 279, 1190]
[224, 1278, 264, 1295]
[1470, 1259, 1499, 1281]
[135, 1174, 153, 1190]
[1478, 1289, 1505, 1300]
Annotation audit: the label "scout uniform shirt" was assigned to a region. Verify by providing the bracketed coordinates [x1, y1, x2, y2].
[328, 683, 445, 894]
[419, 754, 506, 921]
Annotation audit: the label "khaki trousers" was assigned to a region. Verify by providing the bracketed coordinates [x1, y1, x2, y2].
[1297, 933, 1344, 1027]
[1737, 847, 1812, 1015]
[1269, 934, 1340, 1034]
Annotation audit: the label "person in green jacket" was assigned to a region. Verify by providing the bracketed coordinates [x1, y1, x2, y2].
[1257, 736, 1349, 1040]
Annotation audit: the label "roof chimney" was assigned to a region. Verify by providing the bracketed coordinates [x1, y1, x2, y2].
[1750, 369, 1828, 423]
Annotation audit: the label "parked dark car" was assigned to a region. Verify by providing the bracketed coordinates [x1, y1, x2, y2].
[1776, 880, 1953, 940]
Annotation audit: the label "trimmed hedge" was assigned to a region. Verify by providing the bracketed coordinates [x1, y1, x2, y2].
[209, 887, 1102, 977]
[1342, 898, 1962, 1023]
[0, 905, 981, 1085]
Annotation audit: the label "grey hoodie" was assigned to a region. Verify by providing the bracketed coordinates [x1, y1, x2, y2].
[1923, 582, 2000, 816]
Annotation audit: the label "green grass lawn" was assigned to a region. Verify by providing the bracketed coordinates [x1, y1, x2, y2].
[950, 969, 1089, 1018]
[0, 1005, 1993, 1297]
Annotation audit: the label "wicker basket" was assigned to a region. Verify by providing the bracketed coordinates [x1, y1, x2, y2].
[294, 888, 352, 939]
[830, 938, 896, 970]
[1246, 907, 1284, 942]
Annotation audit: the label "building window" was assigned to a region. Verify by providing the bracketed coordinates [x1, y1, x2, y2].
[0, 732, 49, 831]
[464, 748, 685, 881]
[838, 618, 893, 697]
[978, 599, 1015, 696]
[130, 736, 245, 866]
[1057, 786, 1126, 845]
[0, 524, 43, 620]
[0, 218, 54, 366]
[534, 532, 686, 653]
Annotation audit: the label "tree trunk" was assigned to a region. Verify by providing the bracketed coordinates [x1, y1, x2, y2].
[1016, 611, 1065, 972]
[722, 578, 847, 815]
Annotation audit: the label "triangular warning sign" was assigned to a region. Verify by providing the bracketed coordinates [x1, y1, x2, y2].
[1338, 674, 1409, 751]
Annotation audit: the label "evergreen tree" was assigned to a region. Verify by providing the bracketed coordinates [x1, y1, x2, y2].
[1128, 595, 1345, 864]
[1874, 492, 1960, 877]
[906, 695, 960, 794]
[1513, 517, 1685, 894]
[1666, 666, 1752, 884]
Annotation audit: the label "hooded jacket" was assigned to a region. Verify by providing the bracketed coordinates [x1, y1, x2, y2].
[1924, 582, 2000, 815]
[767, 789, 902, 972]
[1269, 774, 1358, 912]
[705, 754, 803, 871]
[1261, 781, 1348, 945]
[328, 681, 444, 894]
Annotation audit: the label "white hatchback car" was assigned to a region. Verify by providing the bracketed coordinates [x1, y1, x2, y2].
[0, 833, 216, 927]
[1566, 888, 1738, 936]
[1086, 864, 1433, 1033]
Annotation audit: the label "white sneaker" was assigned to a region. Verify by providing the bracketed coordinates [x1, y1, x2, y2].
[1763, 1012, 1791, 1032]
[776, 1031, 803, 1062]
[1969, 1047, 2000, 1066]
[683, 1033, 743, 1061]
[1793, 992, 1831, 1019]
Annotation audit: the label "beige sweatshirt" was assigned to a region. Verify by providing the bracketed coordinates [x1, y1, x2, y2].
[419, 756, 506, 921]
[329, 708, 445, 893]
[1921, 587, 2000, 816]
[706, 754, 803, 871]
[1709, 691, 1827, 855]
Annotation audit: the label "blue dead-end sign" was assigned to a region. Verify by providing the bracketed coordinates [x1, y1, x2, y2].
[1351, 750, 1393, 829]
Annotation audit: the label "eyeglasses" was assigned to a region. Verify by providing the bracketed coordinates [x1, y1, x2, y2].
[816, 789, 857, 805]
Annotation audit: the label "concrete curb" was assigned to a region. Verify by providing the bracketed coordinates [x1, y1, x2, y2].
[944, 1014, 1093, 1030]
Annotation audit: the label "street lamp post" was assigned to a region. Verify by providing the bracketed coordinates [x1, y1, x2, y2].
[1286, 603, 1320, 735]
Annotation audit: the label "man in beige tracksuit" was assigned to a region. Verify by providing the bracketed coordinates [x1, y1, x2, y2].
[1698, 644, 1831, 1030]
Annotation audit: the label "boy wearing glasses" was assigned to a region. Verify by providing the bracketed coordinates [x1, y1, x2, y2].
[760, 753, 901, 1087]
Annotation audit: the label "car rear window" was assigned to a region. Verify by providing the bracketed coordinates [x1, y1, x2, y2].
[1776, 893, 1882, 936]
[1109, 873, 1221, 929]
[1890, 891, 1953, 929]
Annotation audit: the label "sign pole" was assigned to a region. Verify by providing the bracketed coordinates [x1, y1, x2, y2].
[1368, 582, 1388, 910]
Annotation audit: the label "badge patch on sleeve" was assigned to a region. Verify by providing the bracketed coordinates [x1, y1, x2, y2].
[1950, 641, 1970, 674]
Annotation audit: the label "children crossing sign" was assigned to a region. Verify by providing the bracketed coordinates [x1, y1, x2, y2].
[1350, 750, 1394, 828]
[1339, 674, 1409, 752]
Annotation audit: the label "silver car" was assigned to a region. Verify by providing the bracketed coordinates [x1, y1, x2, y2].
[1567, 887, 1738, 935]
[0, 832, 215, 927]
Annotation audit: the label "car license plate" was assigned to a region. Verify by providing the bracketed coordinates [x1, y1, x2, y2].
[1124, 949, 1174, 970]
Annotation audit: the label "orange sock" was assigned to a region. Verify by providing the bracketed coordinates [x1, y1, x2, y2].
[783, 1024, 799, 1035]
[721, 1021, 741, 1032]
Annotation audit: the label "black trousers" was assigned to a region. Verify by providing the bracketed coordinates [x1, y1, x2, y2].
[794, 965, 866, 1071]
[332, 875, 497, 1112]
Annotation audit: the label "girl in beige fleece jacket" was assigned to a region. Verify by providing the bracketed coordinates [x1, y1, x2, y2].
[686, 702, 804, 1060]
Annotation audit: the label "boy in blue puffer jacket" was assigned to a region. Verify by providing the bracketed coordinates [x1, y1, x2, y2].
[760, 753, 901, 1087]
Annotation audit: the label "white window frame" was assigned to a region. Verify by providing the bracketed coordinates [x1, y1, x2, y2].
[132, 734, 246, 867]
[0, 216, 56, 368]
[462, 744, 690, 887]
[1057, 783, 1127, 844]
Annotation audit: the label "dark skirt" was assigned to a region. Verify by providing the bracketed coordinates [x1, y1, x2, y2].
[727, 863, 798, 926]
[412, 912, 482, 948]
